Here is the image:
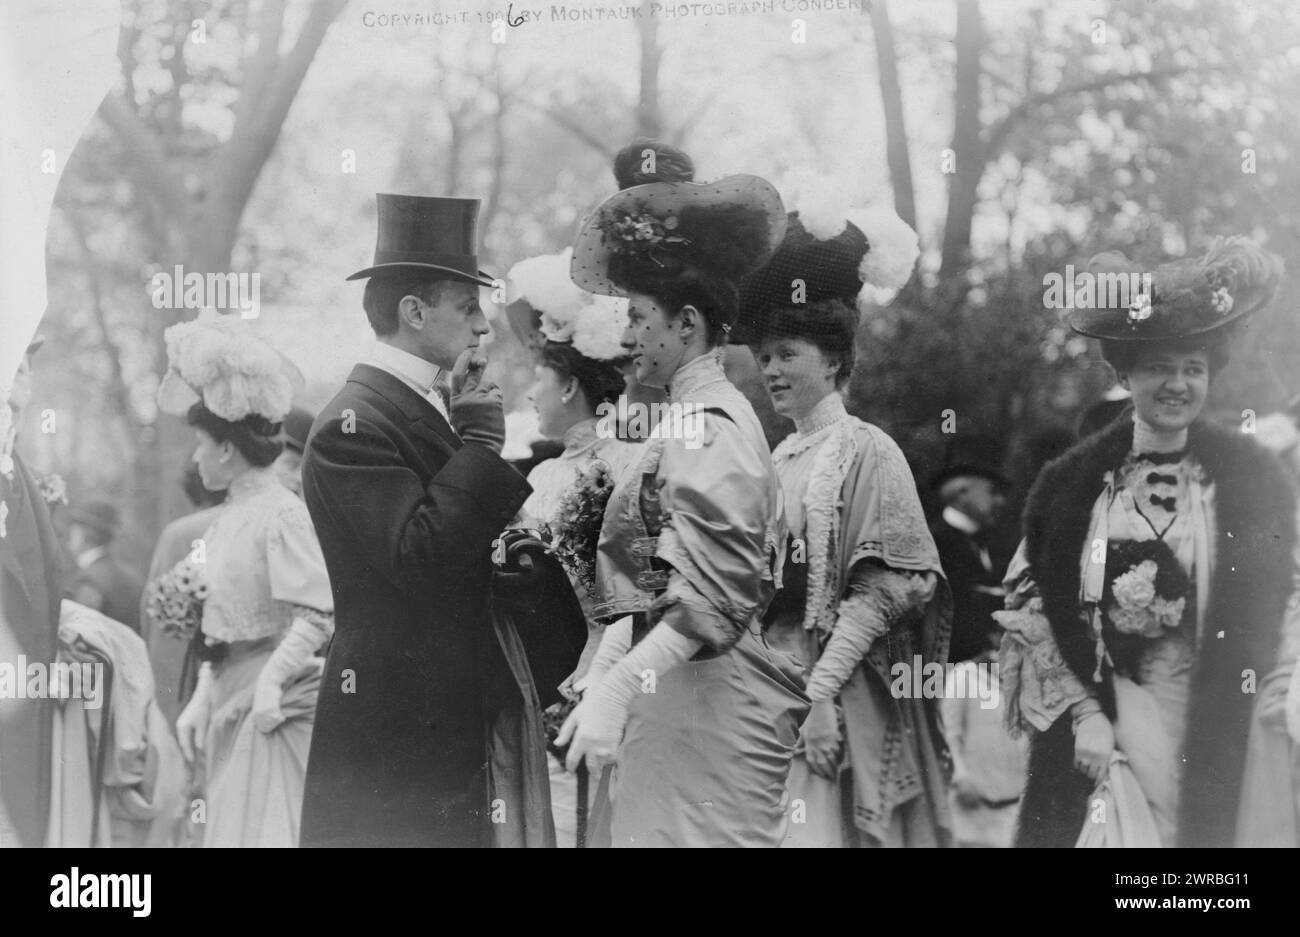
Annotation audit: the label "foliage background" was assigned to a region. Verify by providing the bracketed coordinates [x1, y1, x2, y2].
[19, 0, 1300, 571]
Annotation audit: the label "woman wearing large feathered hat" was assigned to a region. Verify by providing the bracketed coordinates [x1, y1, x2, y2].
[155, 311, 333, 847]
[554, 142, 811, 847]
[996, 238, 1300, 847]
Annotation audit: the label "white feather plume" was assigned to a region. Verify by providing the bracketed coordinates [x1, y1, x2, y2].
[784, 171, 849, 241]
[849, 206, 919, 301]
[160, 312, 298, 422]
[509, 248, 628, 361]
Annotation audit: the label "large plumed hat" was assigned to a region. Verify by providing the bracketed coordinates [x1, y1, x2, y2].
[507, 247, 629, 362]
[734, 183, 920, 344]
[570, 142, 787, 304]
[157, 310, 304, 423]
[1068, 236, 1283, 342]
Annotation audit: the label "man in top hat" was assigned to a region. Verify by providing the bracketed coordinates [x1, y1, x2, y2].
[65, 500, 143, 632]
[929, 463, 1009, 663]
[300, 194, 544, 847]
[0, 335, 65, 845]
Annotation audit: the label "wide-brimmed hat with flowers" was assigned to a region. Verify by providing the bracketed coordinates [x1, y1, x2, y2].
[157, 310, 304, 424]
[570, 159, 787, 302]
[1068, 237, 1283, 342]
[506, 247, 630, 362]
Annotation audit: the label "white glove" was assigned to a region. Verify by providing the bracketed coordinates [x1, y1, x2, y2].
[176, 662, 215, 763]
[572, 615, 633, 696]
[252, 618, 325, 735]
[556, 622, 701, 773]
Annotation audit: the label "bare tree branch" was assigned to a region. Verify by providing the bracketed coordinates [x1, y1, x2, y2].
[984, 66, 1203, 156]
[512, 95, 617, 159]
[870, 0, 917, 231]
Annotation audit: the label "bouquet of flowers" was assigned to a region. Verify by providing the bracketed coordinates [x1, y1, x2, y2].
[37, 473, 67, 507]
[144, 556, 208, 641]
[1101, 539, 1190, 639]
[546, 458, 615, 601]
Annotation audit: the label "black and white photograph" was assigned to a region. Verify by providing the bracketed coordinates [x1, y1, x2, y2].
[1, 0, 1299, 882]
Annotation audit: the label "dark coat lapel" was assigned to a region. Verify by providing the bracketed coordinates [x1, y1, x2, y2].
[347, 363, 460, 455]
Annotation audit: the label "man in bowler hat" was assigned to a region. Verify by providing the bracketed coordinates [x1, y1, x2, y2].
[929, 464, 1009, 663]
[299, 194, 544, 847]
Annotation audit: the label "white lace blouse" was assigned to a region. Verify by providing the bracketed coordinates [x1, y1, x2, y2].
[197, 466, 333, 644]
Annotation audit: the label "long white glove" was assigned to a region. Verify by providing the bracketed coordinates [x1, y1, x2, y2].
[252, 618, 325, 734]
[176, 662, 214, 763]
[572, 615, 633, 696]
[557, 622, 702, 773]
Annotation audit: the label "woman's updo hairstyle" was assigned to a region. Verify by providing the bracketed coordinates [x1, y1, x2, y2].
[187, 401, 283, 467]
[612, 140, 695, 189]
[539, 340, 626, 412]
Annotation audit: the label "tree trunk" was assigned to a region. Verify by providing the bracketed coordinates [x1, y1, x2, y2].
[939, 0, 984, 293]
[870, 0, 916, 231]
[99, 0, 347, 531]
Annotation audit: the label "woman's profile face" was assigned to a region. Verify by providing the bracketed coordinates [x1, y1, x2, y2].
[529, 364, 571, 440]
[192, 427, 232, 491]
[622, 292, 687, 388]
[1121, 348, 1210, 433]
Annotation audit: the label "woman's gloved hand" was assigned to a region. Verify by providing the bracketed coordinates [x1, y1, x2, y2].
[252, 618, 324, 734]
[799, 698, 842, 780]
[176, 662, 215, 763]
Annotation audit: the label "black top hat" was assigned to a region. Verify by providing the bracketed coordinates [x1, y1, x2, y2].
[348, 194, 496, 288]
[67, 501, 119, 537]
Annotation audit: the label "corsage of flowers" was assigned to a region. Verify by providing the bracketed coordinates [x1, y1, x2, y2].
[1205, 268, 1235, 317]
[37, 473, 67, 507]
[599, 206, 690, 259]
[144, 556, 209, 641]
[1101, 539, 1189, 639]
[1127, 290, 1154, 324]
